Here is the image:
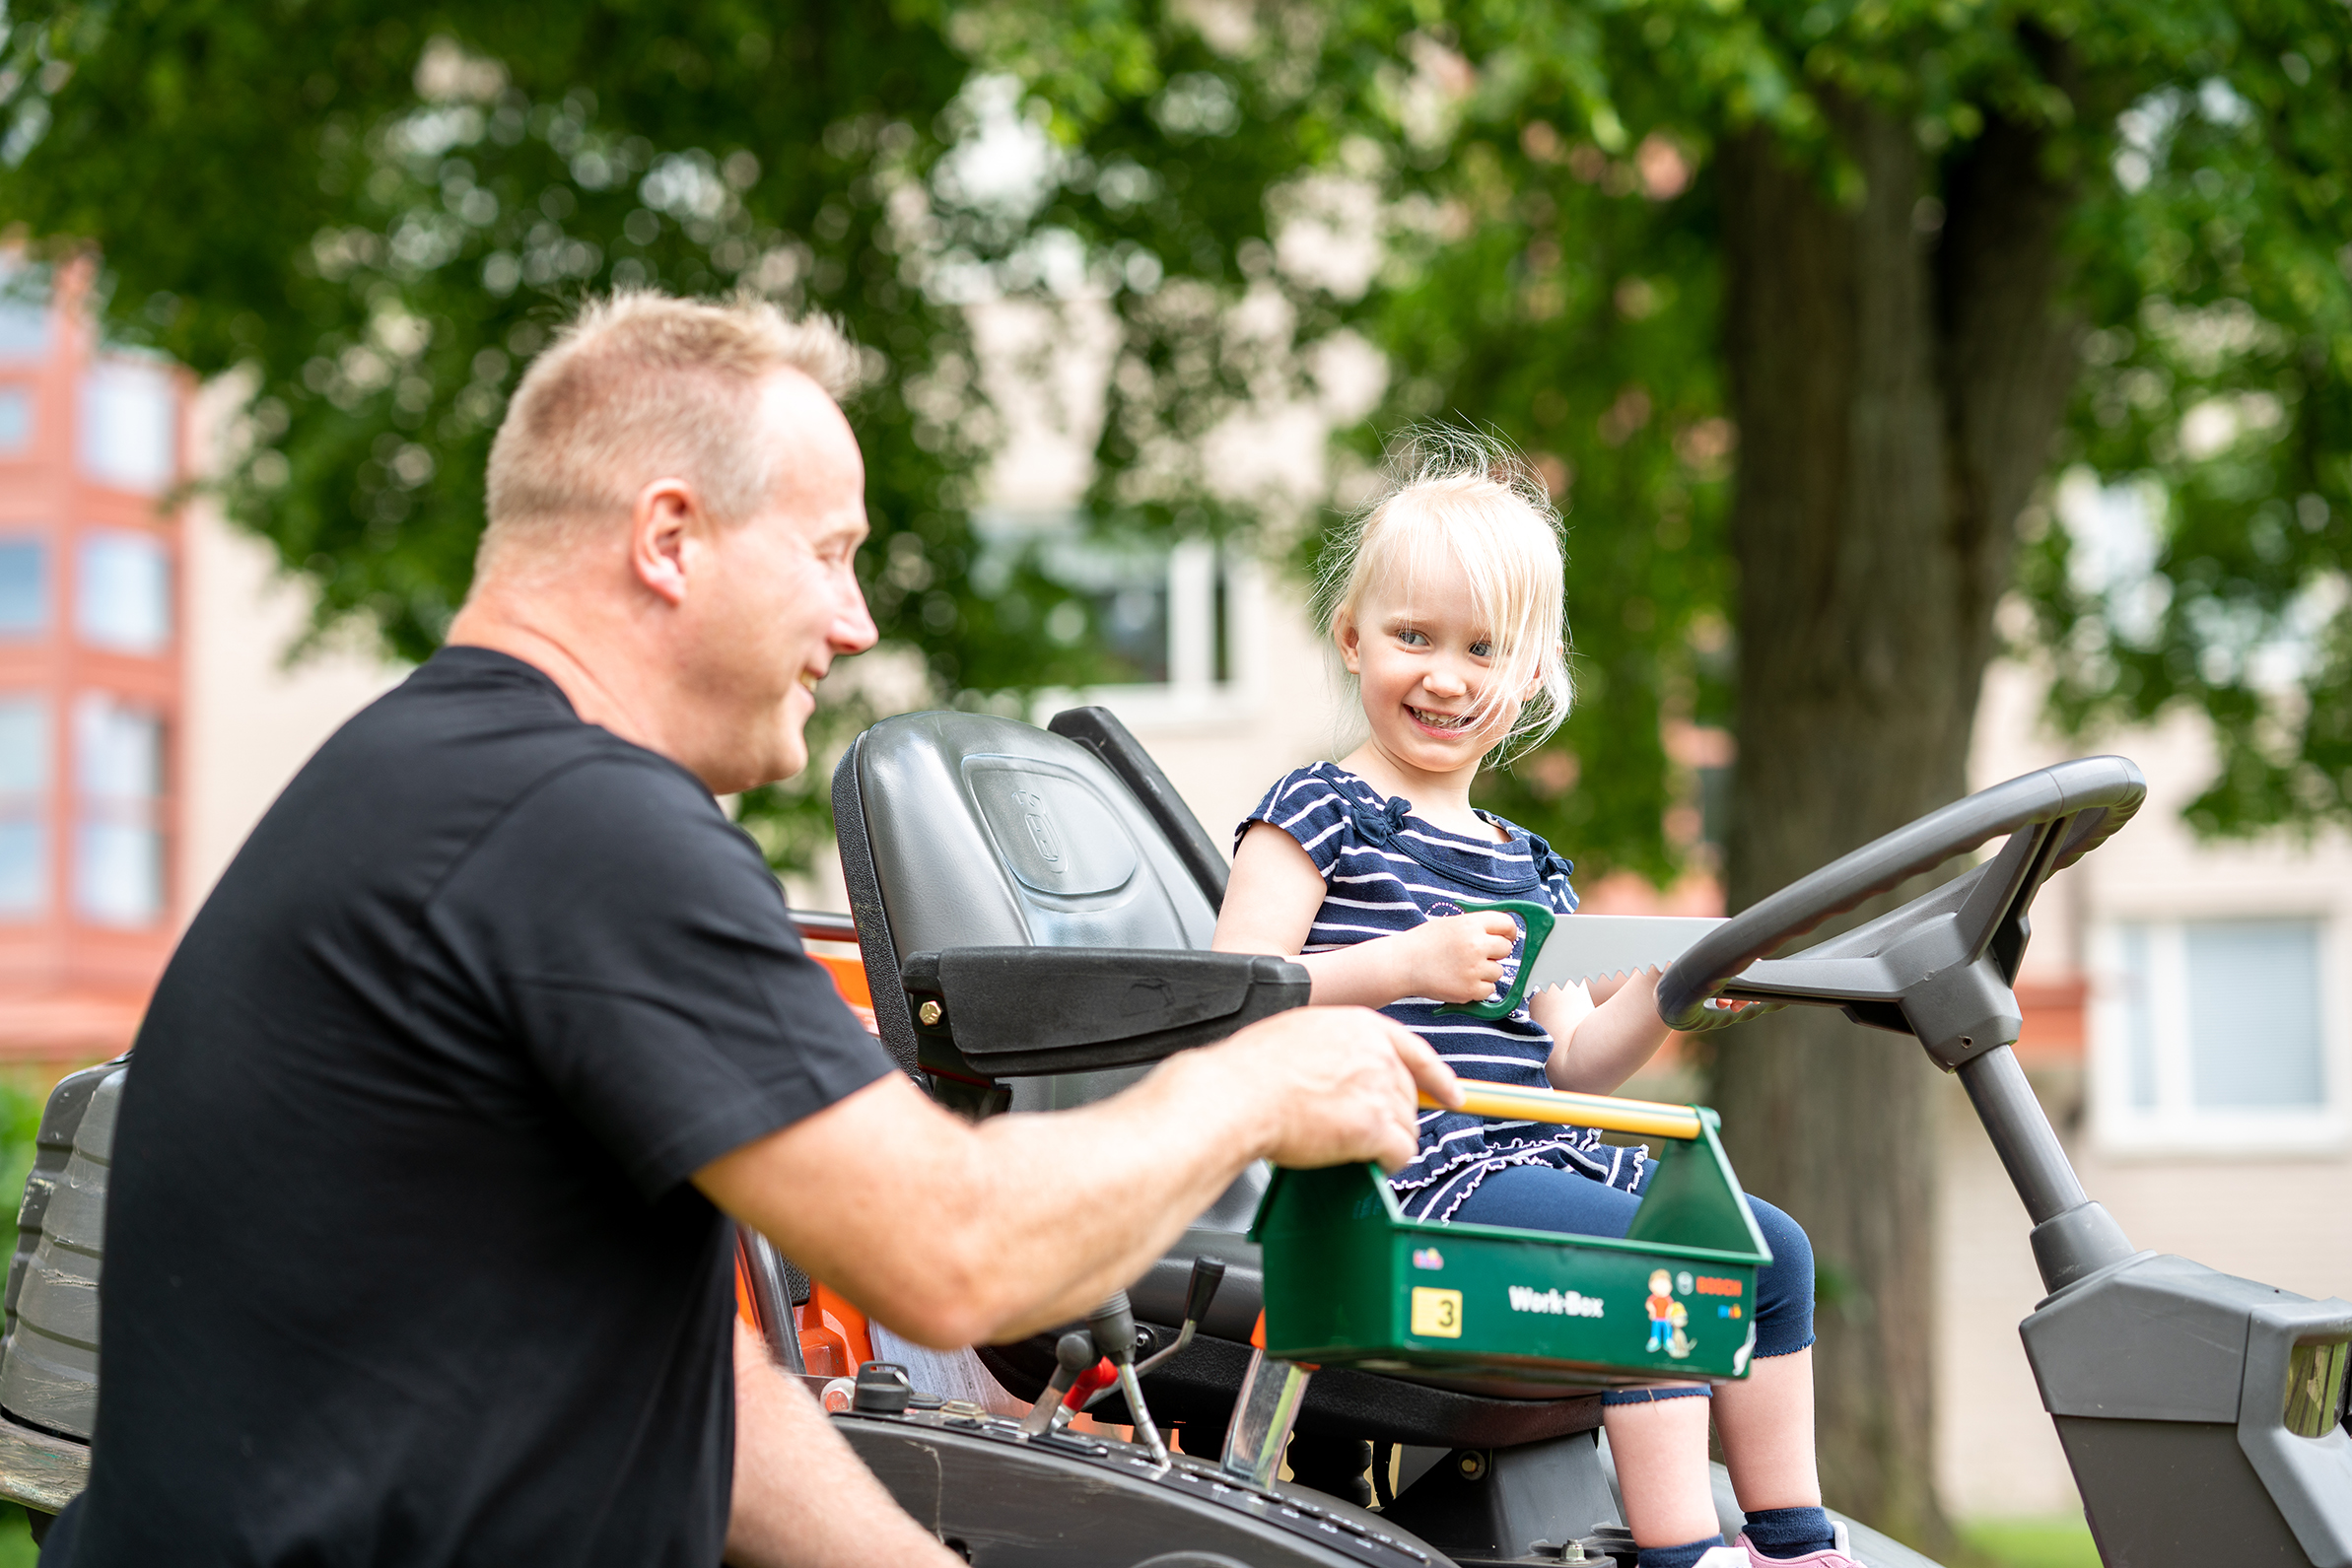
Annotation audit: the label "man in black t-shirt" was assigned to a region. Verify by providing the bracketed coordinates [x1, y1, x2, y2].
[49, 293, 1453, 1568]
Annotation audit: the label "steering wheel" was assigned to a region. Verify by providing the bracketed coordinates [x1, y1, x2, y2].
[1656, 757, 2146, 1057]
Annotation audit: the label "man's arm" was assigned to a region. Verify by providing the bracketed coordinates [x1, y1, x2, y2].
[696, 1004, 1458, 1348]
[725, 1320, 961, 1568]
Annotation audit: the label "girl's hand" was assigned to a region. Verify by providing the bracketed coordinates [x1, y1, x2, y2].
[1403, 912, 1523, 1003]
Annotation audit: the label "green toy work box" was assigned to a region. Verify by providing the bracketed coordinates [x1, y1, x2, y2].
[1250, 1088, 1773, 1389]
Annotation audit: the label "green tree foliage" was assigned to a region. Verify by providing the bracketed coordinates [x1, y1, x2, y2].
[1486, 0, 2349, 854]
[953, 0, 2352, 873]
[0, 1, 1130, 863]
[2021, 41, 2352, 836]
[6, 3, 2346, 861]
[905, 2, 1740, 881]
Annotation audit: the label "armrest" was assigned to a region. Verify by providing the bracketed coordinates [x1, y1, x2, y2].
[901, 948, 1310, 1078]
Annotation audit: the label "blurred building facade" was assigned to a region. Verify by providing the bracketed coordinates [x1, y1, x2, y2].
[0, 263, 187, 1059]
[0, 264, 399, 1063]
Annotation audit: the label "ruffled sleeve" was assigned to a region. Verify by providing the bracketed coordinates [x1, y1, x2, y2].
[1237, 765, 1361, 881]
[1524, 827, 1579, 916]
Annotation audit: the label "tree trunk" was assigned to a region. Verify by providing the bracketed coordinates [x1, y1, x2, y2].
[1707, 94, 2083, 1550]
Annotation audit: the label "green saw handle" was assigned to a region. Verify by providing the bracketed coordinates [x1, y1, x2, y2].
[1435, 897, 1556, 1020]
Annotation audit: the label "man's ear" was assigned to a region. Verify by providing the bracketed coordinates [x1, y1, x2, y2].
[1335, 609, 1362, 675]
[630, 478, 698, 607]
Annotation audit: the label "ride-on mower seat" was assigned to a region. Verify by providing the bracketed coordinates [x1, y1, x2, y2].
[831, 707, 1637, 1450]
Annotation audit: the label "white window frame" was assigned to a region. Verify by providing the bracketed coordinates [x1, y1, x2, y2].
[0, 692, 50, 920]
[2087, 906, 2348, 1156]
[1067, 538, 1266, 730]
[75, 528, 173, 654]
[78, 357, 180, 496]
[974, 511, 1264, 729]
[0, 381, 34, 453]
[70, 690, 167, 928]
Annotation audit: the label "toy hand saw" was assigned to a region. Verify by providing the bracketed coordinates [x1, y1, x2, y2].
[1438, 900, 1736, 1023]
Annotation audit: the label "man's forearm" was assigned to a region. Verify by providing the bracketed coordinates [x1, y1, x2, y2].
[778, 1046, 1276, 1347]
[697, 1005, 1444, 1350]
[953, 1045, 1277, 1338]
[726, 1321, 961, 1568]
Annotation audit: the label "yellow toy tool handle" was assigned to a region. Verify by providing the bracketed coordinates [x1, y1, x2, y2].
[1419, 1084, 1703, 1142]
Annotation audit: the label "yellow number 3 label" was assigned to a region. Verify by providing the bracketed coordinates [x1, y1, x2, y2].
[1411, 1286, 1464, 1338]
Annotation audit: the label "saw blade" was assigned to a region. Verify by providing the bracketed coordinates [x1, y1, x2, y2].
[1518, 914, 1727, 991]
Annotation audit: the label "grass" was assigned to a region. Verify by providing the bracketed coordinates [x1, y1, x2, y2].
[1959, 1515, 2103, 1568]
[0, 1504, 35, 1566]
[0, 1080, 42, 1237]
[0, 1080, 61, 1567]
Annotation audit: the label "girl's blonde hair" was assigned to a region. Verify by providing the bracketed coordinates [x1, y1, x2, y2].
[1312, 426, 1572, 764]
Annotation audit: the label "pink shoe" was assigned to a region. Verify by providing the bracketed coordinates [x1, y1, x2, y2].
[1736, 1521, 1859, 1566]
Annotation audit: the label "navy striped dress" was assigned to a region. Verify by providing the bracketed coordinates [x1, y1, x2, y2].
[1239, 763, 1646, 1221]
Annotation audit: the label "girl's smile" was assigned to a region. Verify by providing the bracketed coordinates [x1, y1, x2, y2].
[1337, 549, 1534, 802]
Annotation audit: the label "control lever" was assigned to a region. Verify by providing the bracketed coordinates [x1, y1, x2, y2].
[1087, 1255, 1227, 1399]
[1088, 1290, 1169, 1465]
[1054, 1356, 1117, 1430]
[1020, 1330, 1099, 1436]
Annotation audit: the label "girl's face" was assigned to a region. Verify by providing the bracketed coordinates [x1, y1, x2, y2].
[1337, 548, 1532, 785]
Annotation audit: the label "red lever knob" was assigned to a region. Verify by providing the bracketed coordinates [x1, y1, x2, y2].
[1063, 1358, 1117, 1410]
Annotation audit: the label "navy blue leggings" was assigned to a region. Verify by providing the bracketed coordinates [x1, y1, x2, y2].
[1445, 1162, 1815, 1405]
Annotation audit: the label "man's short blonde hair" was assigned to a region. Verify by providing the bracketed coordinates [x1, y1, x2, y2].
[480, 290, 863, 569]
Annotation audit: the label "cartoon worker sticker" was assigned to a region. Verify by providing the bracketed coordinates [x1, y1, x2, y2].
[1645, 1269, 1676, 1352]
[1666, 1302, 1695, 1360]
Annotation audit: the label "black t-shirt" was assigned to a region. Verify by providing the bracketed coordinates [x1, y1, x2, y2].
[50, 647, 893, 1567]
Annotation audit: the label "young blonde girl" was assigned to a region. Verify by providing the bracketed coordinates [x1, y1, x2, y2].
[1212, 429, 1856, 1568]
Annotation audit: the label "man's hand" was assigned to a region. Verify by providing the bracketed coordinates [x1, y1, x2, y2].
[1203, 1004, 1462, 1172]
[1397, 912, 1521, 1004]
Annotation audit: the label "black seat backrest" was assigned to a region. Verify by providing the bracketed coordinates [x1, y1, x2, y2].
[1044, 708, 1229, 911]
[833, 707, 1224, 1114]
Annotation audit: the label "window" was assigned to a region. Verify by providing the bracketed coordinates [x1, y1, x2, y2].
[76, 531, 172, 653]
[73, 692, 165, 927]
[77, 360, 177, 494]
[0, 385, 30, 454]
[0, 696, 49, 919]
[2092, 917, 2338, 1148]
[974, 511, 1250, 713]
[0, 284, 46, 361]
[0, 539, 45, 637]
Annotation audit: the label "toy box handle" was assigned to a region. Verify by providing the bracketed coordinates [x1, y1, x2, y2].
[1433, 897, 1556, 1021]
[1418, 1084, 1703, 1142]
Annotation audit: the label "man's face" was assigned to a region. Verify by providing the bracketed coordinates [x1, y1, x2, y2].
[681, 371, 877, 792]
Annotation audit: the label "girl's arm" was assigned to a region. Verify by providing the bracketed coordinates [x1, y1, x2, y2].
[1213, 822, 1519, 1008]
[1534, 969, 1673, 1094]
